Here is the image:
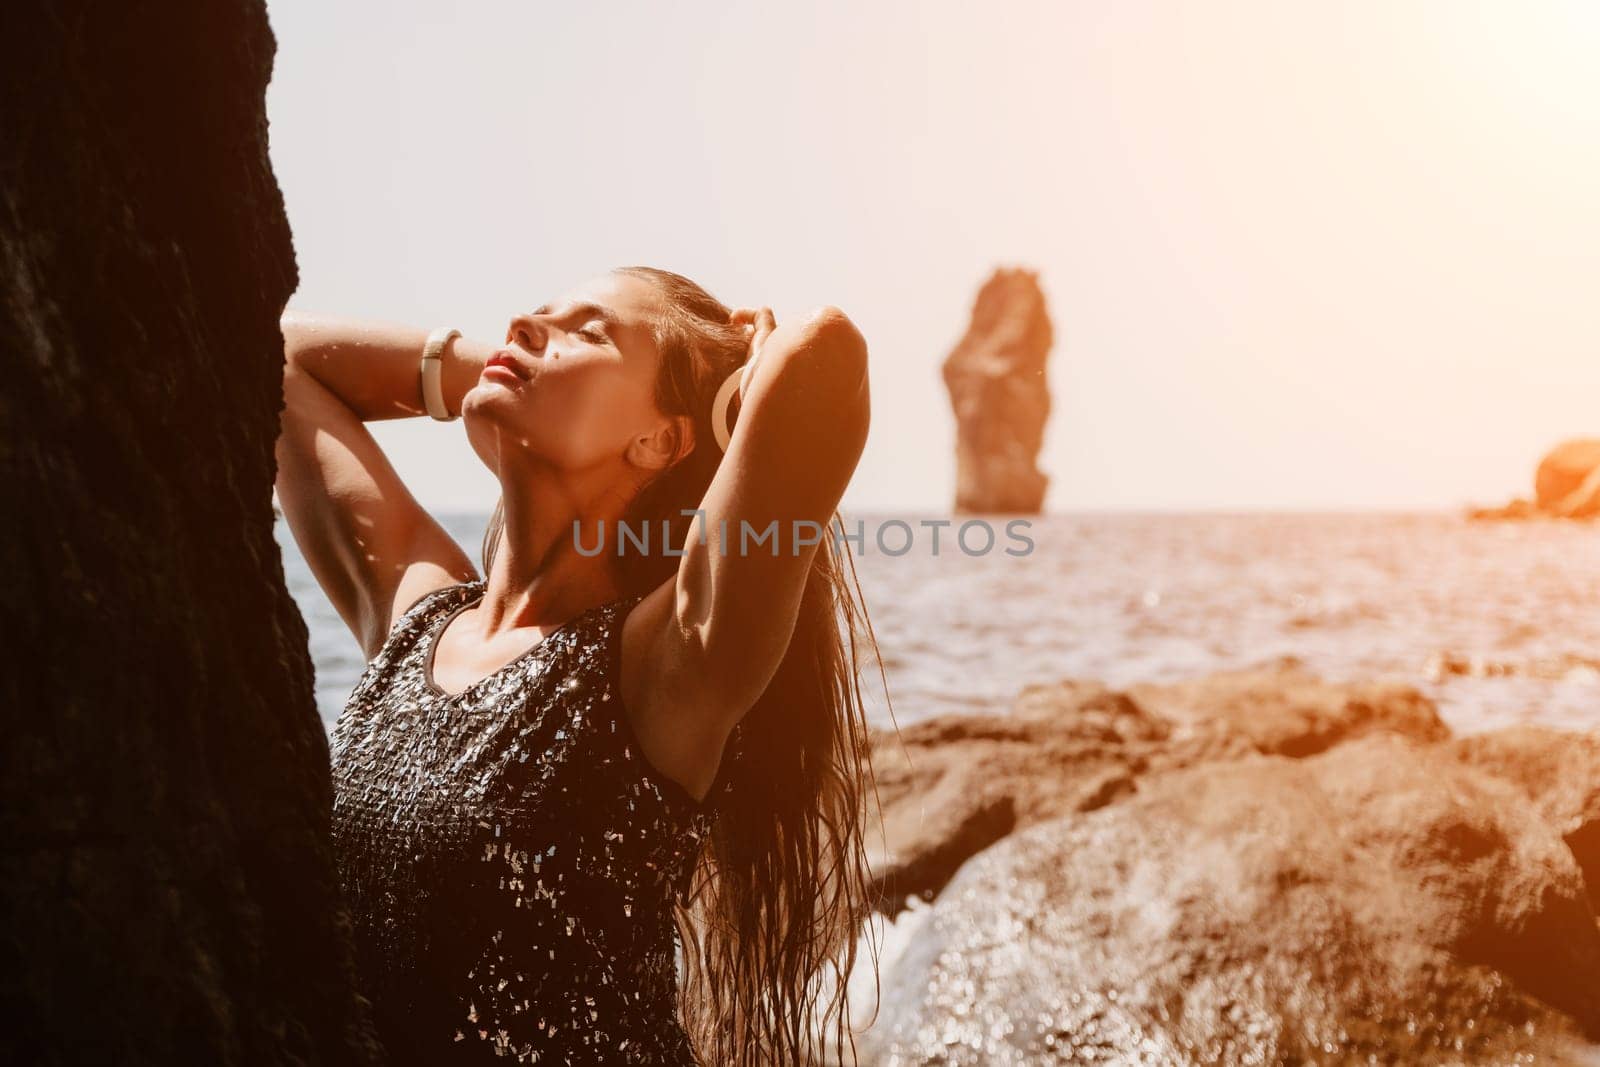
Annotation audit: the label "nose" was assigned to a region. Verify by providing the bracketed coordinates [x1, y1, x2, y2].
[507, 312, 549, 353]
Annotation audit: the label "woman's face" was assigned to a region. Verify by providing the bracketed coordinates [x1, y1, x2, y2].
[462, 271, 678, 481]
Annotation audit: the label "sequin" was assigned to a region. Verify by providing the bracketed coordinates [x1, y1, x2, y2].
[330, 580, 740, 1065]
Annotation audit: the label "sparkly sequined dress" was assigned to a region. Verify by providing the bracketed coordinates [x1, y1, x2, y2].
[330, 580, 735, 1065]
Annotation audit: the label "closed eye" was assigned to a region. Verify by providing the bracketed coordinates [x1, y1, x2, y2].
[576, 323, 608, 343]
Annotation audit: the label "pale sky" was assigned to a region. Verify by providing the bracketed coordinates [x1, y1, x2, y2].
[264, 1, 1599, 513]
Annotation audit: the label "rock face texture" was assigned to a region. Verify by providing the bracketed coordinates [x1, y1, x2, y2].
[862, 670, 1600, 1065]
[941, 268, 1053, 513]
[1125, 666, 1449, 758]
[1452, 727, 1600, 901]
[1470, 437, 1600, 520]
[0, 3, 379, 1064]
[868, 668, 1448, 909]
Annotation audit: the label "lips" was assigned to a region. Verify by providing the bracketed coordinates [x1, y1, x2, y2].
[484, 350, 531, 382]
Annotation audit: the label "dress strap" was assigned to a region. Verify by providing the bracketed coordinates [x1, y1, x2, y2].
[362, 580, 480, 675]
[395, 579, 481, 626]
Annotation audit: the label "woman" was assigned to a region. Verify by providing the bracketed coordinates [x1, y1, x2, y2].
[274, 266, 879, 1065]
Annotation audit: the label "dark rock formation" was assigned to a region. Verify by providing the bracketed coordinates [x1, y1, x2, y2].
[0, 3, 379, 1063]
[1470, 438, 1600, 520]
[941, 268, 1053, 513]
[865, 736, 1600, 1065]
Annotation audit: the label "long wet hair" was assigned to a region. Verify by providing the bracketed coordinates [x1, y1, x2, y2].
[480, 266, 882, 1065]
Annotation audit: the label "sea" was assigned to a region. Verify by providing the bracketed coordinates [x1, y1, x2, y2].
[276, 512, 1600, 738]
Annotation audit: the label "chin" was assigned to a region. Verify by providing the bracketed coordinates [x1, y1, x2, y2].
[461, 381, 523, 423]
[462, 392, 556, 477]
[461, 391, 511, 473]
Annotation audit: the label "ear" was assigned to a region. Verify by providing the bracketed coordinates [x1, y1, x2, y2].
[626, 414, 695, 471]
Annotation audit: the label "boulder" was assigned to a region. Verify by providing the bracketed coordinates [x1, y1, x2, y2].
[863, 736, 1600, 1065]
[1452, 727, 1600, 905]
[868, 682, 1177, 908]
[1126, 665, 1449, 757]
[1536, 438, 1600, 517]
[940, 268, 1053, 513]
[1470, 438, 1600, 521]
[869, 669, 1446, 909]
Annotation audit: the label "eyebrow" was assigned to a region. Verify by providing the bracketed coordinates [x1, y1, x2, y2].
[530, 301, 622, 328]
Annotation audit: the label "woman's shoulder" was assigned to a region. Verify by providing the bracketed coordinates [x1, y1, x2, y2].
[352, 579, 483, 686]
[329, 581, 479, 750]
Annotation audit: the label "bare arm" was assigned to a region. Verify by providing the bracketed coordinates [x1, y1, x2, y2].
[625, 306, 870, 776]
[274, 311, 493, 657]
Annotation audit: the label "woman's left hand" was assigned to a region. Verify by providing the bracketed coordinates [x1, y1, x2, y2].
[728, 307, 776, 401]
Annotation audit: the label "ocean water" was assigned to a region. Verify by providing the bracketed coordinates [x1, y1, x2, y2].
[276, 512, 1600, 737]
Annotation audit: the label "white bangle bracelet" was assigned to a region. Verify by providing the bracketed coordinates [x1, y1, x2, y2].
[421, 326, 461, 421]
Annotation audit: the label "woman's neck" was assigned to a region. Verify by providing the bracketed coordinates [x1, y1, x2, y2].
[476, 468, 635, 637]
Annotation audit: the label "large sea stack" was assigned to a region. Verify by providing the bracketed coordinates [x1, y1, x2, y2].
[0, 2, 380, 1063]
[941, 268, 1054, 513]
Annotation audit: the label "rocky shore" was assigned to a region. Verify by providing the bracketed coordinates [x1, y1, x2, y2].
[852, 666, 1600, 1064]
[1471, 438, 1600, 521]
